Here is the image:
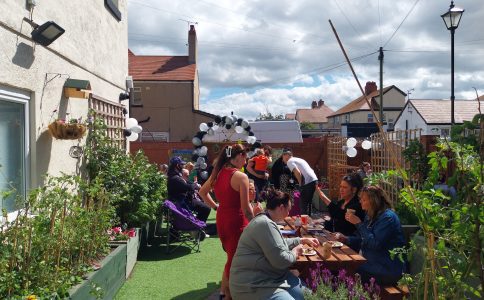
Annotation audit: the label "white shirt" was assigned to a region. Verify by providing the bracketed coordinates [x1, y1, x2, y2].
[286, 157, 318, 185]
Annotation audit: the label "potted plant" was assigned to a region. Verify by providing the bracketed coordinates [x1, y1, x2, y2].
[48, 117, 87, 140]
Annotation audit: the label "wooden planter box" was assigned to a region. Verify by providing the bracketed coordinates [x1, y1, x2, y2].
[108, 228, 141, 278]
[69, 244, 126, 300]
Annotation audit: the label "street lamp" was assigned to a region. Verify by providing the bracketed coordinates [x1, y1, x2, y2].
[441, 1, 464, 125]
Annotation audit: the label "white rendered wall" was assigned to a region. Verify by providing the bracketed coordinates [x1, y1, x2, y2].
[0, 0, 128, 187]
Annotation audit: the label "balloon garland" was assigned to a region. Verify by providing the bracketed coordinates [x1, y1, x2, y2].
[192, 113, 260, 180]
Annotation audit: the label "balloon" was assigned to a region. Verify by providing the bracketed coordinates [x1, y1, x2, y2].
[346, 147, 357, 157]
[131, 125, 142, 134]
[236, 118, 243, 126]
[200, 171, 208, 180]
[241, 120, 249, 129]
[192, 137, 202, 146]
[199, 123, 209, 132]
[231, 115, 238, 123]
[212, 125, 220, 132]
[200, 163, 207, 170]
[346, 137, 357, 148]
[207, 122, 213, 127]
[207, 128, 214, 136]
[225, 124, 232, 130]
[247, 136, 257, 144]
[224, 116, 233, 125]
[362, 140, 372, 150]
[126, 118, 138, 129]
[235, 126, 244, 134]
[199, 146, 208, 156]
[126, 132, 139, 142]
[214, 115, 222, 124]
[197, 157, 205, 165]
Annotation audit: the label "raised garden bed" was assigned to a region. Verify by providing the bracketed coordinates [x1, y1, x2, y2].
[69, 244, 126, 300]
[109, 228, 141, 278]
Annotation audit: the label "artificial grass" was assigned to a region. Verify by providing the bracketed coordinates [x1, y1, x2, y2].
[115, 211, 225, 300]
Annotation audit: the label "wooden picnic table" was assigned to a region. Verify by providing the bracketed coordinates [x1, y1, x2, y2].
[282, 216, 367, 278]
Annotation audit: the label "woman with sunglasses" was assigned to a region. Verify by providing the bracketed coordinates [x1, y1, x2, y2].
[200, 144, 263, 300]
[337, 185, 406, 285]
[316, 173, 365, 237]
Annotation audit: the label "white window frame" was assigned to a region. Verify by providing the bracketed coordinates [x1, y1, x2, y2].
[0, 85, 30, 223]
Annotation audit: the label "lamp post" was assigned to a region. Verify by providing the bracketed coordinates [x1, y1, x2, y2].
[441, 1, 464, 125]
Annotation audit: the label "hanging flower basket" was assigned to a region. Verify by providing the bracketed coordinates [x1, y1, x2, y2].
[48, 120, 87, 140]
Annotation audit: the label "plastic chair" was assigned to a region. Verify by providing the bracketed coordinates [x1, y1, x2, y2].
[163, 200, 206, 253]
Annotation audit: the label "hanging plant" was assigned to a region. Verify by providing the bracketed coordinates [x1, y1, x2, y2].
[48, 118, 87, 140]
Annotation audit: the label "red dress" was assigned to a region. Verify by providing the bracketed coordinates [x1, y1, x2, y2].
[214, 167, 249, 279]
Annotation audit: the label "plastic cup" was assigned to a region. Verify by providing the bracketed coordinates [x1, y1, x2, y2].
[346, 209, 355, 215]
[301, 215, 308, 225]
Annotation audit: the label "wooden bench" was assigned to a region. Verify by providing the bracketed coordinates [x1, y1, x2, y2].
[380, 284, 409, 300]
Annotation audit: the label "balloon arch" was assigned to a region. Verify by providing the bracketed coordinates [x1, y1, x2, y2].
[191, 113, 262, 180]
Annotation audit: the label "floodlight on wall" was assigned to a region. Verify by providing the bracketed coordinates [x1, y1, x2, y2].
[23, 17, 65, 46]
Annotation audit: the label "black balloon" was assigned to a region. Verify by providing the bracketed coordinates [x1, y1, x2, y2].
[249, 131, 254, 136]
[236, 118, 243, 125]
[253, 141, 262, 148]
[245, 126, 251, 132]
[196, 131, 207, 139]
[207, 121, 213, 127]
[225, 124, 232, 130]
[214, 115, 222, 124]
[192, 154, 199, 161]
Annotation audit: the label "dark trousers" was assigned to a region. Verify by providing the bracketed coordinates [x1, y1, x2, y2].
[191, 199, 211, 223]
[299, 181, 316, 216]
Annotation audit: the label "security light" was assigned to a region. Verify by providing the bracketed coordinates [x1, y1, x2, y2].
[23, 17, 65, 46]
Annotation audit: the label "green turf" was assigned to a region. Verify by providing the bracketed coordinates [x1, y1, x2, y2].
[115, 211, 224, 300]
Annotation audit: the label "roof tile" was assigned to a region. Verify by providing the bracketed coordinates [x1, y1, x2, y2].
[128, 52, 196, 81]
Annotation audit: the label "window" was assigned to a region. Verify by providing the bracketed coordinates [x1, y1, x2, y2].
[0, 86, 29, 215]
[388, 118, 394, 129]
[440, 128, 450, 137]
[105, 0, 122, 21]
[344, 114, 350, 123]
[131, 87, 142, 106]
[367, 113, 373, 123]
[335, 116, 340, 124]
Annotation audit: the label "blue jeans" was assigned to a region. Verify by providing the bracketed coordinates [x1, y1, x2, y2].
[268, 272, 305, 300]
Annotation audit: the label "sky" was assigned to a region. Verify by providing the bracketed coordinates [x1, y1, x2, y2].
[127, 0, 484, 120]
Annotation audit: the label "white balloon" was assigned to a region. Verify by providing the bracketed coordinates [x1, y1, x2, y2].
[231, 115, 238, 124]
[199, 123, 209, 132]
[199, 146, 208, 156]
[126, 132, 139, 142]
[247, 136, 257, 144]
[192, 137, 202, 146]
[346, 147, 357, 157]
[224, 116, 233, 125]
[193, 149, 200, 155]
[200, 163, 207, 170]
[131, 125, 142, 133]
[362, 140, 372, 150]
[212, 125, 220, 132]
[126, 118, 138, 129]
[241, 120, 249, 129]
[197, 157, 205, 164]
[235, 126, 244, 134]
[346, 137, 357, 148]
[200, 171, 208, 180]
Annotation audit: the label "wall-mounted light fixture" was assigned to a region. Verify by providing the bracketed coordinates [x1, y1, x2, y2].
[23, 17, 65, 46]
[119, 76, 134, 101]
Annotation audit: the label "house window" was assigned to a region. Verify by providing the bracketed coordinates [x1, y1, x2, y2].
[367, 113, 373, 123]
[105, 0, 122, 21]
[335, 116, 340, 124]
[344, 114, 350, 123]
[0, 87, 29, 215]
[440, 128, 450, 137]
[388, 118, 394, 129]
[131, 87, 142, 106]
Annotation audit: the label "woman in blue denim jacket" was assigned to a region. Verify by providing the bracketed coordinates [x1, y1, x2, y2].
[337, 185, 406, 285]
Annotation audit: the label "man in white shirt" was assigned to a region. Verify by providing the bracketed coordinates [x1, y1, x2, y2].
[282, 148, 318, 216]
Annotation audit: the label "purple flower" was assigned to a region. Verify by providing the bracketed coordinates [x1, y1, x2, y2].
[338, 269, 347, 282]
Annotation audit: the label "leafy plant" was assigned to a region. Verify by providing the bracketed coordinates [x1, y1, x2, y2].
[304, 266, 380, 300]
[402, 139, 429, 186]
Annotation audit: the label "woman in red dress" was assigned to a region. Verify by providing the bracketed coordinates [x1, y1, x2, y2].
[200, 144, 262, 300]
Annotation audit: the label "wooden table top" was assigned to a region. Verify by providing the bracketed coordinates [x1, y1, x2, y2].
[283, 216, 366, 273]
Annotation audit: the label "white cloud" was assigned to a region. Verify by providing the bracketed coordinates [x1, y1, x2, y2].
[128, 0, 484, 119]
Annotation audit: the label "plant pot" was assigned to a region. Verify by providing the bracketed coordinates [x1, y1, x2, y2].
[69, 244, 126, 300]
[108, 228, 141, 278]
[48, 121, 87, 140]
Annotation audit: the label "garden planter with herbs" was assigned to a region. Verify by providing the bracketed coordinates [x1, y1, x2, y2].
[69, 244, 127, 300]
[108, 227, 141, 278]
[48, 120, 87, 140]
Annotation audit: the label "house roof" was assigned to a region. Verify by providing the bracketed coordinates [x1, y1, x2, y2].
[329, 85, 404, 117]
[295, 105, 334, 123]
[406, 99, 480, 124]
[128, 50, 196, 81]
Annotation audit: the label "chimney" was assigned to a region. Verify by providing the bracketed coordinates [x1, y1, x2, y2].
[318, 99, 324, 107]
[188, 25, 197, 64]
[311, 100, 317, 109]
[365, 81, 377, 95]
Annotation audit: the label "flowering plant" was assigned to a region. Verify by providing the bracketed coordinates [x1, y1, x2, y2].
[304, 265, 380, 300]
[107, 226, 136, 241]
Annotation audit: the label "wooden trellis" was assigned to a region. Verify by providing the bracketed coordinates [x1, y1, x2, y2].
[89, 94, 126, 149]
[327, 136, 358, 199]
[370, 129, 422, 205]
